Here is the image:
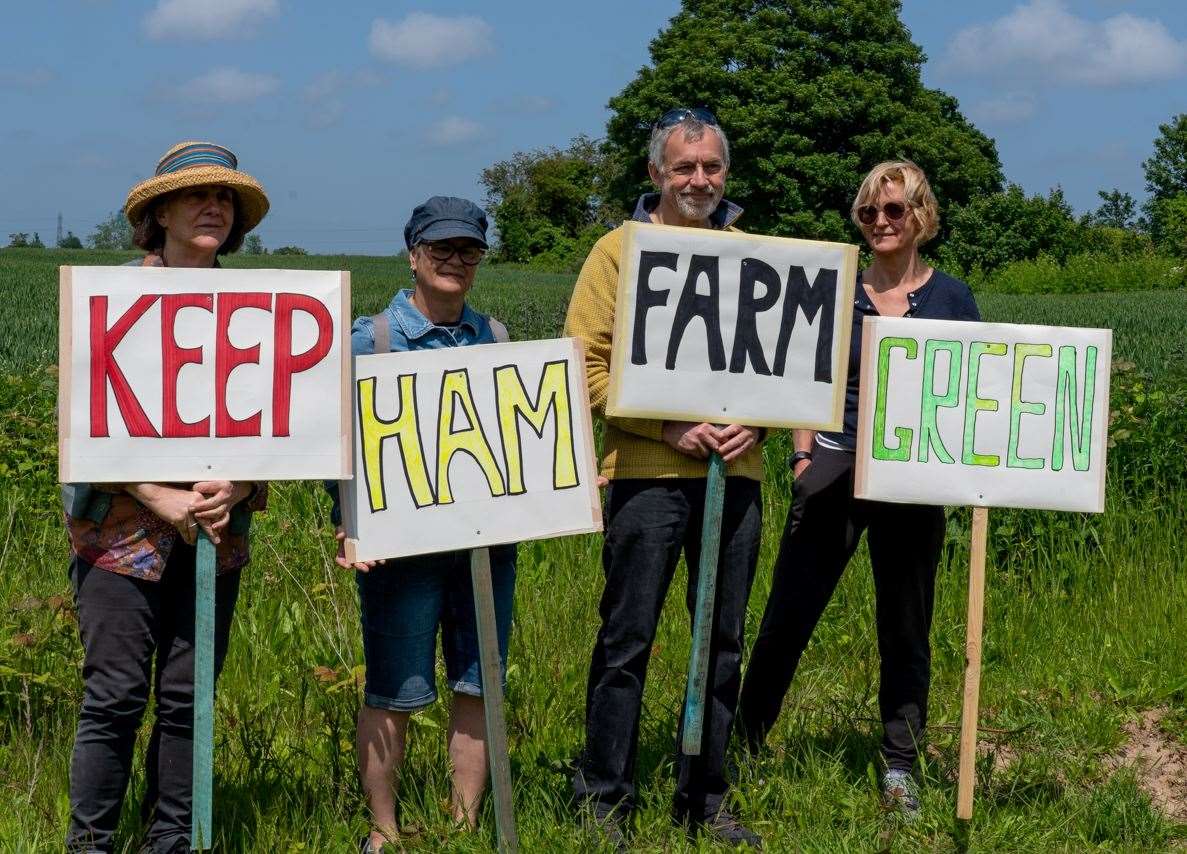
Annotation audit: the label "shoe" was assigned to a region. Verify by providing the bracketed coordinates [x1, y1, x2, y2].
[582, 802, 628, 852]
[882, 768, 921, 820]
[358, 836, 382, 854]
[684, 808, 762, 849]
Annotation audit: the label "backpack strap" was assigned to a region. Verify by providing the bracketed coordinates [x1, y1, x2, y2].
[370, 312, 391, 353]
[488, 316, 510, 343]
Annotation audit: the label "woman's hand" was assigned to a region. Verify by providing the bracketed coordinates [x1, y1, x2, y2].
[661, 421, 720, 459]
[125, 483, 205, 545]
[335, 527, 382, 572]
[141, 253, 164, 267]
[189, 481, 252, 545]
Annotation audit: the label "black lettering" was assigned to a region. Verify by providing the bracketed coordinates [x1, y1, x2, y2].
[666, 254, 725, 371]
[772, 265, 837, 382]
[729, 257, 782, 374]
[631, 251, 678, 365]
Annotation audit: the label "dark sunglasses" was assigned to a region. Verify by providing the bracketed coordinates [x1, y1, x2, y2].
[856, 201, 910, 225]
[421, 241, 485, 266]
[654, 107, 718, 129]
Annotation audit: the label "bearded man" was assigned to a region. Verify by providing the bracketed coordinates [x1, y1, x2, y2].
[564, 108, 764, 850]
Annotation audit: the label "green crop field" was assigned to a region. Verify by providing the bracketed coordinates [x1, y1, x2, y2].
[2, 248, 1186, 852]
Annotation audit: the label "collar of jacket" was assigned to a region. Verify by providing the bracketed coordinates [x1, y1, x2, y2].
[387, 288, 482, 340]
[630, 192, 743, 229]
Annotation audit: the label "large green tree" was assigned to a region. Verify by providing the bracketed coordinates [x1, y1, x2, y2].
[1142, 114, 1187, 255]
[604, 0, 1003, 243]
[480, 135, 617, 267]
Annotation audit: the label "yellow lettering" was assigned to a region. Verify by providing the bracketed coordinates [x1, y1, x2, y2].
[357, 374, 434, 511]
[436, 369, 507, 505]
[495, 360, 578, 494]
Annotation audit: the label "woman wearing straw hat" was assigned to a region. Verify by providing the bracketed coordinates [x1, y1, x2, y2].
[62, 141, 269, 854]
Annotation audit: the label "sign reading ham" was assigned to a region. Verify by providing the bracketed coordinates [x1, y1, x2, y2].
[59, 266, 351, 482]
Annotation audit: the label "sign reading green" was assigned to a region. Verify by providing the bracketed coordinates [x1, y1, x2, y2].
[855, 317, 1111, 512]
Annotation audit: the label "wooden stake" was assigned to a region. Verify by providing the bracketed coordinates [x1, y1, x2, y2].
[681, 452, 726, 756]
[956, 507, 989, 822]
[191, 531, 216, 850]
[470, 548, 518, 853]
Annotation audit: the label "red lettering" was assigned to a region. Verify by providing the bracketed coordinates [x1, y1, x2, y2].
[215, 292, 270, 437]
[161, 293, 214, 438]
[89, 295, 160, 438]
[272, 293, 334, 437]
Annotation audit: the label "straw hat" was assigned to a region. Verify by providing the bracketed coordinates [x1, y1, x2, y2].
[124, 141, 269, 233]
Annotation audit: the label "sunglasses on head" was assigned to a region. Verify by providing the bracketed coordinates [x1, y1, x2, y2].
[421, 240, 485, 266]
[856, 201, 910, 225]
[654, 107, 718, 129]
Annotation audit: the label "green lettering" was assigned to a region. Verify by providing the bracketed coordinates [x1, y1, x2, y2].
[919, 339, 961, 464]
[962, 341, 1007, 467]
[1006, 343, 1052, 469]
[1052, 345, 1098, 472]
[872, 336, 916, 462]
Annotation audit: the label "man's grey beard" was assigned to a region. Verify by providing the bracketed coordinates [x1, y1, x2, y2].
[674, 188, 722, 221]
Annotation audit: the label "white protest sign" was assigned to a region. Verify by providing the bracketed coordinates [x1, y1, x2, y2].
[606, 221, 858, 429]
[59, 266, 351, 482]
[854, 316, 1112, 512]
[341, 337, 602, 562]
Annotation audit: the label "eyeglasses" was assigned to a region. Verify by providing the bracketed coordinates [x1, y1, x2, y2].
[856, 201, 910, 225]
[420, 241, 485, 266]
[654, 107, 718, 129]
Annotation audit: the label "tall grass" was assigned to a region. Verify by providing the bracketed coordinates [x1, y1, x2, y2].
[2, 250, 1186, 851]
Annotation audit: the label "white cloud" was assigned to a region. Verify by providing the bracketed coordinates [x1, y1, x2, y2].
[178, 67, 279, 105]
[968, 92, 1038, 125]
[0, 67, 55, 89]
[507, 95, 555, 114]
[425, 116, 482, 146]
[369, 13, 493, 69]
[944, 0, 1187, 86]
[145, 0, 278, 41]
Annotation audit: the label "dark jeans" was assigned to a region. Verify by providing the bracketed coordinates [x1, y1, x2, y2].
[67, 545, 241, 853]
[573, 477, 762, 818]
[737, 445, 945, 771]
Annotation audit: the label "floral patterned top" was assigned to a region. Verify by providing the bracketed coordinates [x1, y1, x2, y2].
[63, 483, 268, 581]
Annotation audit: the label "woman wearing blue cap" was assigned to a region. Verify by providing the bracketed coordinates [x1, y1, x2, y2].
[325, 197, 516, 852]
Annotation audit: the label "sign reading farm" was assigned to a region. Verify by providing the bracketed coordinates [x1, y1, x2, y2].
[854, 317, 1112, 512]
[59, 266, 351, 482]
[606, 222, 858, 429]
[341, 338, 602, 562]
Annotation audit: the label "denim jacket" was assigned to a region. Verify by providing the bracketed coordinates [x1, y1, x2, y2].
[326, 289, 500, 524]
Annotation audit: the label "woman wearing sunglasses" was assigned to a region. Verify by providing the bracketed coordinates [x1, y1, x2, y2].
[324, 196, 516, 852]
[737, 161, 979, 819]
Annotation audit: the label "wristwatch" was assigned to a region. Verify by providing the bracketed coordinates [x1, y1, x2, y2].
[791, 450, 813, 466]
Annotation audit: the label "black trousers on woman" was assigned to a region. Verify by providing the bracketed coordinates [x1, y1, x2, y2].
[67, 545, 240, 854]
[737, 445, 945, 771]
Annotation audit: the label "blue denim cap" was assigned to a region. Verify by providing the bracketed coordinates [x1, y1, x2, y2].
[404, 196, 489, 250]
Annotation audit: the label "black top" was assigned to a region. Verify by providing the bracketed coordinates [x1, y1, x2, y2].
[818, 268, 981, 450]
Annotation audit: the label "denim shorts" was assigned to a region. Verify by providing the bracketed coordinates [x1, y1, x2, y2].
[356, 543, 517, 711]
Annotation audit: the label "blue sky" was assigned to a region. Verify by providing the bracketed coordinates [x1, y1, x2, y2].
[1, 1, 1184, 254]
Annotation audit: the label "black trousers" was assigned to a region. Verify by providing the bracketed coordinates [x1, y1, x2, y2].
[737, 446, 945, 771]
[66, 546, 241, 853]
[573, 477, 762, 818]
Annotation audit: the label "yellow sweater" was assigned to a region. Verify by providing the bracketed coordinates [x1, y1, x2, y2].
[564, 225, 765, 481]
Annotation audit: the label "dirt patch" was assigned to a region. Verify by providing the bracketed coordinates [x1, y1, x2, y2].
[1106, 707, 1187, 823]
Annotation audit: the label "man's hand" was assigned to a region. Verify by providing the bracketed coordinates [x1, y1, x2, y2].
[793, 457, 812, 478]
[715, 424, 762, 463]
[661, 421, 720, 459]
[335, 527, 382, 572]
[125, 483, 205, 546]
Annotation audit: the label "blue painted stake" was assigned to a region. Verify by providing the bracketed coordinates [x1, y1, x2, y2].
[681, 452, 726, 756]
[470, 547, 518, 853]
[191, 531, 215, 850]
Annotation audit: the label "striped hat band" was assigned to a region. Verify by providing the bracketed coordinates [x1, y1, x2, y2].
[156, 143, 238, 176]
